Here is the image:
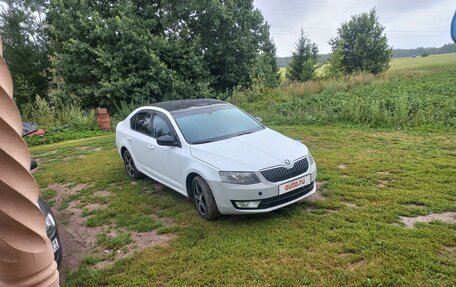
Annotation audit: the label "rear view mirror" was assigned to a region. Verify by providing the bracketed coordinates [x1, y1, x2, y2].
[255, 116, 263, 123]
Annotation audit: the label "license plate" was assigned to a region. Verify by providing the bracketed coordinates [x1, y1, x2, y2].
[279, 175, 310, 195]
[51, 238, 59, 253]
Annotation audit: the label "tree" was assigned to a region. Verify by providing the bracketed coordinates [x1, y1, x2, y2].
[0, 0, 49, 109]
[47, 0, 275, 107]
[252, 21, 280, 88]
[329, 8, 392, 75]
[47, 0, 212, 108]
[286, 30, 318, 82]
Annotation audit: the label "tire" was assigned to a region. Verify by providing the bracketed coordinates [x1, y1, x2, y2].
[122, 150, 144, 179]
[192, 176, 220, 220]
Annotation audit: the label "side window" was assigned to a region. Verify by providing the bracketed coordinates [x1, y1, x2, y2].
[133, 112, 152, 135]
[152, 114, 173, 138]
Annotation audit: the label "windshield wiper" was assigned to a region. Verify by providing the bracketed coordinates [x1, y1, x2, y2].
[235, 131, 254, 137]
[193, 139, 215, 144]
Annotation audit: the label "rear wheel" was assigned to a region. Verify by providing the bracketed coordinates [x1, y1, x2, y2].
[192, 176, 220, 220]
[122, 150, 144, 179]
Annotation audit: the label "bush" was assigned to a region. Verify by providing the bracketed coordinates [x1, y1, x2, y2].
[21, 96, 98, 131]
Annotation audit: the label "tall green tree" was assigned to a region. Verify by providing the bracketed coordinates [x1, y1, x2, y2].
[0, 0, 49, 109]
[252, 21, 280, 88]
[286, 30, 318, 82]
[184, 0, 272, 94]
[47, 0, 212, 108]
[329, 8, 392, 75]
[48, 0, 275, 107]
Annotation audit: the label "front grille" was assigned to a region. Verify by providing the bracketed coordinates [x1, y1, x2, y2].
[232, 181, 315, 210]
[261, 157, 309, 182]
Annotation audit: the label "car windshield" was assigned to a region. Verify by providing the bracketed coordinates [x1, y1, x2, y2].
[172, 104, 264, 144]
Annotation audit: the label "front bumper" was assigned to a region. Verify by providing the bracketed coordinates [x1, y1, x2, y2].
[208, 163, 317, 215]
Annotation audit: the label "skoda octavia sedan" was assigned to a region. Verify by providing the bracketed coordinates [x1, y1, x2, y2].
[116, 99, 317, 220]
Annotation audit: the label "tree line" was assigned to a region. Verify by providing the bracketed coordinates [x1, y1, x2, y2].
[0, 0, 280, 111]
[277, 43, 456, 68]
[286, 9, 392, 82]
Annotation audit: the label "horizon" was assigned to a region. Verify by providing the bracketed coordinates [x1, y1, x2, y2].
[254, 0, 455, 57]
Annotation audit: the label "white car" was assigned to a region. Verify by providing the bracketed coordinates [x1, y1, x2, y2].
[115, 99, 317, 220]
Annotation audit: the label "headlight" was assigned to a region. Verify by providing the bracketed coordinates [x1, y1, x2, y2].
[219, 171, 260, 185]
[45, 212, 56, 232]
[307, 151, 315, 166]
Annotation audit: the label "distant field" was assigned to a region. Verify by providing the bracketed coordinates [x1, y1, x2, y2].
[389, 53, 456, 71]
[279, 53, 456, 80]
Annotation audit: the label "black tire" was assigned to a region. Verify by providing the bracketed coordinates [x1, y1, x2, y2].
[122, 150, 144, 179]
[192, 176, 220, 220]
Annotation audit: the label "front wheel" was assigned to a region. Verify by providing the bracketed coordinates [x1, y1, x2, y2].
[122, 150, 144, 179]
[192, 176, 220, 220]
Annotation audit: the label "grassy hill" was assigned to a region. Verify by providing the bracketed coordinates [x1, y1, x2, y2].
[241, 53, 456, 130]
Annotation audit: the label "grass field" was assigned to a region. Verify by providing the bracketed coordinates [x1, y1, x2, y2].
[279, 53, 456, 79]
[31, 126, 455, 286]
[240, 54, 456, 129]
[30, 53, 456, 286]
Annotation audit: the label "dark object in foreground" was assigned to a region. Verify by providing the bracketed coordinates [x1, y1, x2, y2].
[452, 11, 456, 43]
[30, 159, 63, 269]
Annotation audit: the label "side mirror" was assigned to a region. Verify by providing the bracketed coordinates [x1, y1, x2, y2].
[255, 116, 263, 123]
[157, 135, 180, 147]
[30, 158, 38, 171]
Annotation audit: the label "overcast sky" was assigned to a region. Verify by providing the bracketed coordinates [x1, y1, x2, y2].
[253, 0, 455, 56]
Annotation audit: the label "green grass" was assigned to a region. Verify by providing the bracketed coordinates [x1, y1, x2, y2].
[235, 54, 456, 129]
[31, 127, 456, 286]
[390, 53, 456, 71]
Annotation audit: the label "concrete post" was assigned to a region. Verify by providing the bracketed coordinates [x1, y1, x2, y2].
[0, 36, 59, 286]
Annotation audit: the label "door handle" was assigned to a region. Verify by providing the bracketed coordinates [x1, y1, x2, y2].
[126, 136, 132, 141]
[147, 143, 154, 150]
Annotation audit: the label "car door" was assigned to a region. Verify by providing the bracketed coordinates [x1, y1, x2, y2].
[148, 111, 183, 191]
[129, 110, 154, 175]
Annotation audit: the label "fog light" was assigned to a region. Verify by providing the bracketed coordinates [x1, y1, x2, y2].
[235, 200, 261, 209]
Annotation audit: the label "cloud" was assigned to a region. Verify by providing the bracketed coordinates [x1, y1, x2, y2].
[254, 0, 455, 56]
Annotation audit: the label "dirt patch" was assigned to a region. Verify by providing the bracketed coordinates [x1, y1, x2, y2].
[153, 183, 166, 191]
[48, 183, 89, 202]
[84, 203, 107, 212]
[341, 201, 357, 208]
[404, 203, 427, 209]
[306, 181, 327, 202]
[349, 258, 367, 270]
[44, 182, 177, 282]
[93, 190, 110, 197]
[77, 146, 90, 151]
[337, 164, 347, 170]
[376, 171, 390, 175]
[90, 147, 103, 152]
[38, 149, 59, 157]
[132, 231, 175, 248]
[92, 230, 176, 270]
[376, 180, 389, 189]
[399, 212, 456, 228]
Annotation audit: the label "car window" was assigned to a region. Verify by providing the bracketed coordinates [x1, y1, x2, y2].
[152, 114, 173, 138]
[173, 105, 263, 144]
[133, 112, 152, 135]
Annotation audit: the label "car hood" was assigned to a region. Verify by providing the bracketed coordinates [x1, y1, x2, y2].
[190, 128, 308, 171]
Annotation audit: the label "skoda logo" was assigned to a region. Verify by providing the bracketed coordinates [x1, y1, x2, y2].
[284, 159, 291, 166]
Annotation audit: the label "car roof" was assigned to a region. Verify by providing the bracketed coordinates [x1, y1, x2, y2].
[150, 99, 227, 113]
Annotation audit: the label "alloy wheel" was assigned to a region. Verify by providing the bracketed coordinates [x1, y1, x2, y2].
[124, 153, 135, 177]
[193, 182, 208, 216]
